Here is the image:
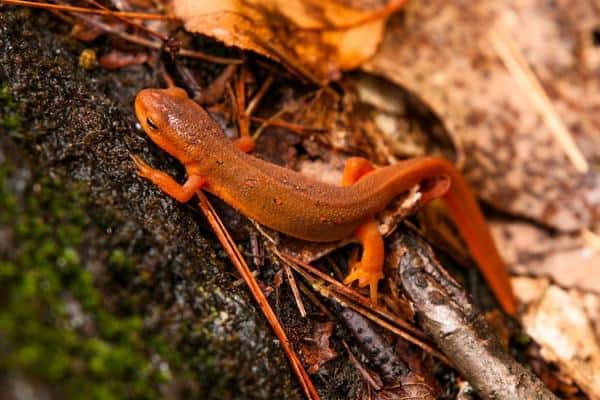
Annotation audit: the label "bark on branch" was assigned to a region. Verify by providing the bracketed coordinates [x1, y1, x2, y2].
[387, 230, 557, 400]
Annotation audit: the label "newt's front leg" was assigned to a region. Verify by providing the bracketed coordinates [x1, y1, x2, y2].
[233, 136, 256, 153]
[131, 155, 205, 202]
[341, 157, 385, 304]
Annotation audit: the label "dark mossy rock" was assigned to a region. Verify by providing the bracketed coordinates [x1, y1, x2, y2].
[0, 8, 302, 400]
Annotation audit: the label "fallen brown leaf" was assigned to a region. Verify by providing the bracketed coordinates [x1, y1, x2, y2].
[172, 0, 406, 82]
[492, 221, 600, 293]
[71, 22, 104, 42]
[376, 372, 435, 400]
[299, 321, 338, 374]
[514, 277, 600, 399]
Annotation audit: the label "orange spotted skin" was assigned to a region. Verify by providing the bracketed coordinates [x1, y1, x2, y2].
[133, 87, 517, 315]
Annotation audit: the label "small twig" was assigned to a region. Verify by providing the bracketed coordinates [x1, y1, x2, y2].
[197, 192, 320, 400]
[251, 90, 326, 140]
[232, 269, 260, 287]
[194, 64, 238, 105]
[174, 64, 202, 94]
[79, 0, 166, 42]
[343, 341, 384, 391]
[64, 11, 242, 64]
[235, 66, 251, 141]
[249, 230, 263, 268]
[246, 75, 274, 116]
[157, 62, 176, 88]
[249, 116, 327, 135]
[298, 282, 334, 318]
[281, 253, 425, 339]
[284, 264, 307, 317]
[277, 252, 450, 364]
[390, 230, 558, 399]
[325, 255, 346, 282]
[2, 0, 174, 20]
[489, 26, 588, 173]
[252, 104, 291, 141]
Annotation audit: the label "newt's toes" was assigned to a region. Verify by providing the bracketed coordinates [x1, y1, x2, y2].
[343, 266, 383, 304]
[130, 155, 151, 176]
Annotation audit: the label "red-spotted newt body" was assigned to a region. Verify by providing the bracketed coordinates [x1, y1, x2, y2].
[133, 87, 517, 315]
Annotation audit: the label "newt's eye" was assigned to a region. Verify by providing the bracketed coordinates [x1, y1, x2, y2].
[146, 117, 158, 130]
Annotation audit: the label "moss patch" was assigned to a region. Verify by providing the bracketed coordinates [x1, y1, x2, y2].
[0, 168, 172, 399]
[0, 84, 21, 137]
[0, 168, 183, 399]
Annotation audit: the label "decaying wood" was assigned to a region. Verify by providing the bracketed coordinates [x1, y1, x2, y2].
[338, 306, 436, 399]
[339, 306, 409, 383]
[388, 230, 558, 400]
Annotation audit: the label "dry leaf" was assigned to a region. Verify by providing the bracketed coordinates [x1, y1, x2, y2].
[376, 372, 435, 400]
[492, 221, 600, 293]
[71, 22, 104, 42]
[353, 73, 459, 162]
[299, 321, 338, 374]
[514, 278, 600, 399]
[363, 0, 600, 231]
[172, 0, 405, 82]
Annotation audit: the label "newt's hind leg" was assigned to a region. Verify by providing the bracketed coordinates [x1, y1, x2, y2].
[341, 157, 384, 303]
[343, 220, 385, 303]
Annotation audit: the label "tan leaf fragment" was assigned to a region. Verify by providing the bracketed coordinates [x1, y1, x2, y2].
[492, 222, 600, 293]
[515, 278, 600, 399]
[172, 0, 405, 82]
[299, 321, 338, 374]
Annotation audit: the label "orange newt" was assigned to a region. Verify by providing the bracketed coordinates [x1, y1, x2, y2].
[131, 87, 517, 315]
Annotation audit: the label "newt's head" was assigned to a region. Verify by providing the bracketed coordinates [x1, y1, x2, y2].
[135, 87, 204, 164]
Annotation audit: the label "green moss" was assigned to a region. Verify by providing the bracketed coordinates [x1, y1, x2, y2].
[0, 84, 22, 136]
[108, 249, 135, 275]
[0, 167, 183, 399]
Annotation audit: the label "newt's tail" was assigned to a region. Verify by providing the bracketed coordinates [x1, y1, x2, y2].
[370, 157, 517, 315]
[365, 156, 517, 314]
[439, 161, 518, 315]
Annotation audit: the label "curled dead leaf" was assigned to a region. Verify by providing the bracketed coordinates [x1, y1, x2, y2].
[172, 0, 406, 82]
[515, 278, 600, 399]
[299, 321, 338, 374]
[491, 222, 600, 294]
